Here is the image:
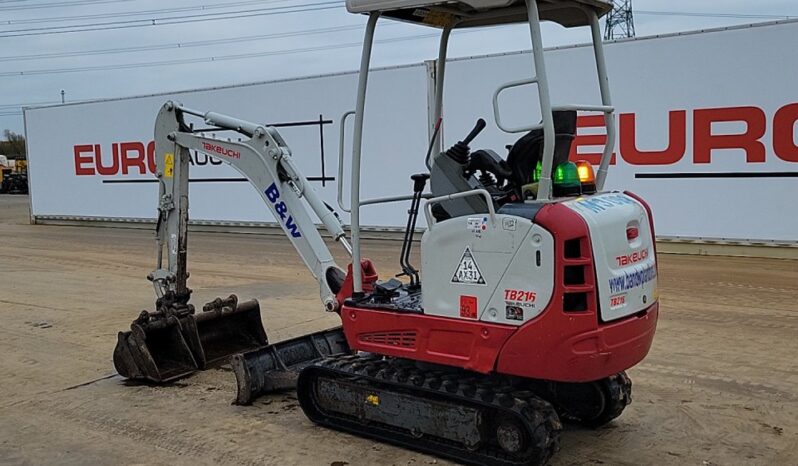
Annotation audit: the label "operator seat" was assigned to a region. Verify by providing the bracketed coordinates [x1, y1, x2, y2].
[429, 110, 578, 220]
[505, 110, 577, 199]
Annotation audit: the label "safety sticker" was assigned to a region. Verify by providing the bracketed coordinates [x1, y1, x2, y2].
[164, 152, 174, 178]
[505, 305, 524, 321]
[460, 295, 478, 319]
[467, 217, 488, 238]
[451, 247, 486, 285]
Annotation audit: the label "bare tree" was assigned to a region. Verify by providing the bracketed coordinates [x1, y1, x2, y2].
[1, 130, 26, 159]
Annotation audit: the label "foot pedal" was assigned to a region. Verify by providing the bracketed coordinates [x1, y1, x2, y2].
[375, 278, 403, 296]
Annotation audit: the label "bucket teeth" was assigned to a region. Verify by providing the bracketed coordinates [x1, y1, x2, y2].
[113, 295, 269, 383]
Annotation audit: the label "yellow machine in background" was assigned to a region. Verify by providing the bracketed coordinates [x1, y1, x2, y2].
[0, 155, 28, 194]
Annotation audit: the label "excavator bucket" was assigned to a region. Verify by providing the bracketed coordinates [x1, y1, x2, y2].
[231, 327, 351, 405]
[113, 295, 269, 383]
[113, 313, 200, 383]
[193, 296, 269, 366]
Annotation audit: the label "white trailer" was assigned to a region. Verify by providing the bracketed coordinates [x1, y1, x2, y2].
[24, 19, 798, 245]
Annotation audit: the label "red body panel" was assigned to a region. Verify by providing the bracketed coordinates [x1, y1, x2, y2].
[335, 260, 379, 308]
[339, 200, 659, 382]
[496, 302, 657, 382]
[341, 307, 517, 373]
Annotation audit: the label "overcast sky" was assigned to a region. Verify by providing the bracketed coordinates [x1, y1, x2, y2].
[1, 0, 796, 135]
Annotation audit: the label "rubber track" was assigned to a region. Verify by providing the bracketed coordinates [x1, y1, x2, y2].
[297, 354, 562, 466]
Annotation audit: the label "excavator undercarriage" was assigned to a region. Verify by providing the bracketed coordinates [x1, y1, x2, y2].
[299, 354, 562, 466]
[296, 354, 632, 466]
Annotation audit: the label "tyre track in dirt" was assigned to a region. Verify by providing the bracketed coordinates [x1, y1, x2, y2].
[661, 305, 798, 332]
[635, 360, 798, 402]
[16, 394, 269, 466]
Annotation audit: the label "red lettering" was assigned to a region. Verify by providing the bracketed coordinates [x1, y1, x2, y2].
[504, 289, 536, 302]
[74, 140, 159, 176]
[201, 141, 240, 159]
[693, 106, 766, 164]
[74, 144, 95, 175]
[147, 141, 157, 174]
[620, 110, 686, 165]
[95, 143, 120, 176]
[120, 142, 146, 175]
[616, 248, 649, 267]
[569, 114, 616, 165]
[773, 103, 798, 162]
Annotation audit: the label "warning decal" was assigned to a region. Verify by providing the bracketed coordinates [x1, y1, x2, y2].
[164, 152, 174, 178]
[460, 295, 478, 319]
[451, 246, 486, 285]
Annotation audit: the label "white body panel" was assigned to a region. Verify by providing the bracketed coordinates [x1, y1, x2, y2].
[566, 192, 657, 322]
[23, 20, 798, 243]
[421, 214, 555, 325]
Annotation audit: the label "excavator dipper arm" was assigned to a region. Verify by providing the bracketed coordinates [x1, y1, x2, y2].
[112, 101, 352, 382]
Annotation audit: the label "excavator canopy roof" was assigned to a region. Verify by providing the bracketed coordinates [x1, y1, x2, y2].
[345, 0, 612, 28]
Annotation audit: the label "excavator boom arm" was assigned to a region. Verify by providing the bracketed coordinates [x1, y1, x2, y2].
[151, 101, 349, 311]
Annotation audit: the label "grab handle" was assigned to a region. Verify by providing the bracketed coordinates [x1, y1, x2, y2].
[424, 189, 496, 230]
[337, 110, 356, 212]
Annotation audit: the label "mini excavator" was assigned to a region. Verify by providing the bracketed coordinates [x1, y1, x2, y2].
[112, 1, 659, 464]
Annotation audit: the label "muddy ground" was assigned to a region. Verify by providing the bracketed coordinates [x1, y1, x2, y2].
[0, 194, 796, 466]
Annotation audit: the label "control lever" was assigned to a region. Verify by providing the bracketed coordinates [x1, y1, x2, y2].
[397, 173, 430, 289]
[445, 118, 486, 164]
[463, 118, 487, 145]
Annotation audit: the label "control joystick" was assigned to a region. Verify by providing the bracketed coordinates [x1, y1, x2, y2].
[445, 118, 486, 165]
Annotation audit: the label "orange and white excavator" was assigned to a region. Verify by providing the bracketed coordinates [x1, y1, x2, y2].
[113, 1, 659, 464]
